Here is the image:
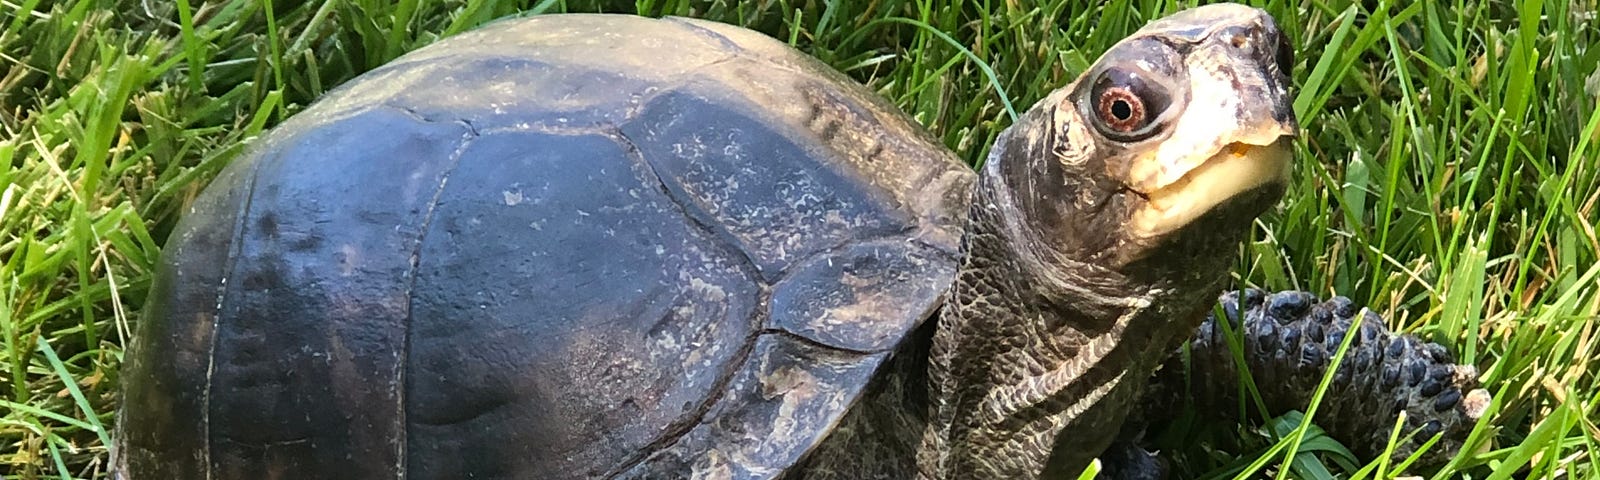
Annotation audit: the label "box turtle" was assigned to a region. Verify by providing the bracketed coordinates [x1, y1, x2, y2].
[114, 4, 1482, 479]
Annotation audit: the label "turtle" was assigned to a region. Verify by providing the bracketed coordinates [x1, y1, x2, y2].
[113, 4, 1479, 479]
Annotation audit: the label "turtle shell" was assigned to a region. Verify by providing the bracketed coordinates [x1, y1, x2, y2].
[116, 14, 974, 479]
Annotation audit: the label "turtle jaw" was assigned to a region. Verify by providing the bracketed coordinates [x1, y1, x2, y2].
[1127, 138, 1292, 238]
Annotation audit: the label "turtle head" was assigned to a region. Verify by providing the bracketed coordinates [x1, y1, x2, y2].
[938, 5, 1301, 477]
[985, 3, 1297, 272]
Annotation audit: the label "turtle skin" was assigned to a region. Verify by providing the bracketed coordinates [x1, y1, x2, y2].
[113, 14, 973, 479]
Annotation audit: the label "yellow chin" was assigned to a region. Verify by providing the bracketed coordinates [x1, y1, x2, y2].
[1129, 141, 1292, 238]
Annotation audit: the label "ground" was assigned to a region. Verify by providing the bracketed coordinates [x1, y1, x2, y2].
[0, 0, 1596, 479]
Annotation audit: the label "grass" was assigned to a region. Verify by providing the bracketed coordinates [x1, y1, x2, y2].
[0, 0, 1595, 478]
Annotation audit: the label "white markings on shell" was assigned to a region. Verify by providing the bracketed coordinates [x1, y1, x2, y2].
[337, 244, 359, 277]
[501, 189, 523, 206]
[690, 449, 734, 480]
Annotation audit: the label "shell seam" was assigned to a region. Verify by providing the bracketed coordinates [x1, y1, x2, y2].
[599, 126, 767, 478]
[387, 104, 480, 479]
[200, 150, 267, 479]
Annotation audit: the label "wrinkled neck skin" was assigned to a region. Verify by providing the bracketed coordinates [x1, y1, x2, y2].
[790, 98, 1274, 480]
[917, 111, 1246, 479]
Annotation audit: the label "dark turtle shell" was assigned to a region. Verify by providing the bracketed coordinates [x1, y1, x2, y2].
[115, 14, 974, 479]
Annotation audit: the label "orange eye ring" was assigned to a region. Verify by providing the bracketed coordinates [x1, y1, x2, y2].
[1084, 65, 1173, 141]
[1096, 87, 1146, 133]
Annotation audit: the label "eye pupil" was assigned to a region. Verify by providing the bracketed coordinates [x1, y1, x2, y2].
[1111, 100, 1133, 120]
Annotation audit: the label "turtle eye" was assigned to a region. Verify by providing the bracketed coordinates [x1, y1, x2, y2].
[1089, 68, 1171, 141]
[1096, 87, 1145, 132]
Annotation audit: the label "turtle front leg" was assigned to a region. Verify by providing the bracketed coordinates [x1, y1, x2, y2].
[1125, 289, 1489, 472]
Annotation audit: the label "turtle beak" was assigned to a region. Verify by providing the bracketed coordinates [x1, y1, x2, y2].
[1128, 139, 1292, 238]
[1125, 6, 1298, 239]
